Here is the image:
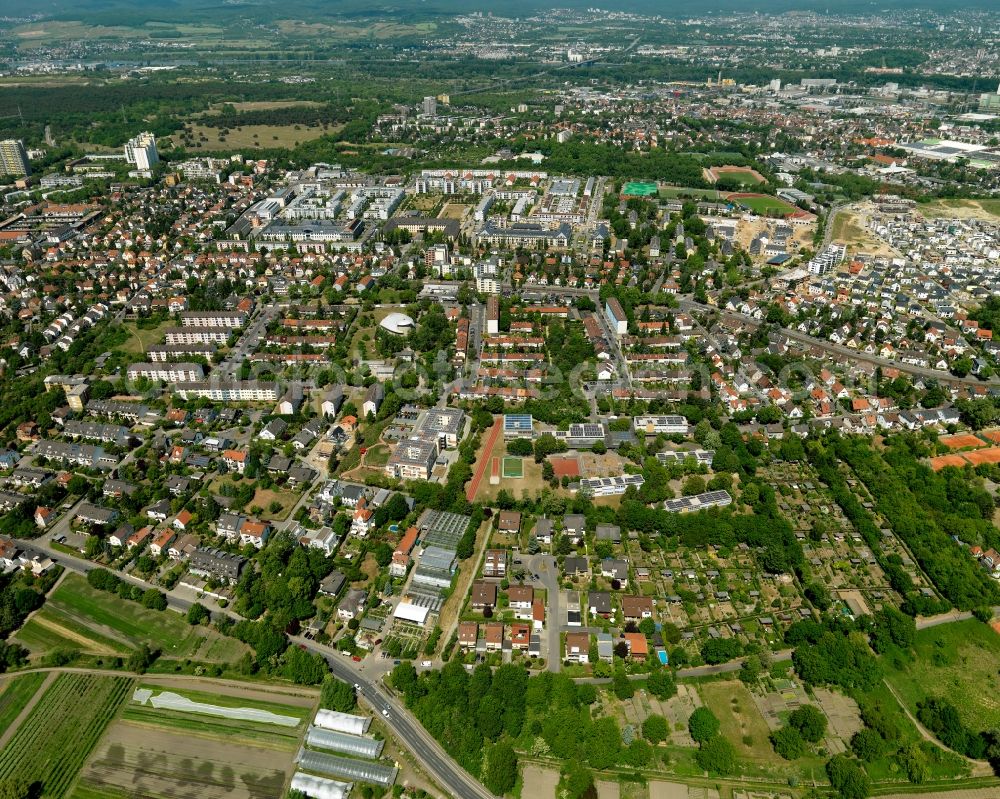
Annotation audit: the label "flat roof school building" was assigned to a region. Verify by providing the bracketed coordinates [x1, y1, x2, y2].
[503, 414, 533, 438]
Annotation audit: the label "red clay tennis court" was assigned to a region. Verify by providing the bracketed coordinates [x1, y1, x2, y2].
[963, 447, 1000, 466]
[549, 456, 580, 478]
[929, 454, 969, 471]
[939, 433, 986, 450]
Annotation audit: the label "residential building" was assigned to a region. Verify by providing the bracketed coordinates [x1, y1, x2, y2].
[189, 548, 245, 583]
[385, 437, 437, 481]
[124, 131, 158, 171]
[565, 631, 590, 664]
[605, 297, 628, 336]
[0, 139, 30, 177]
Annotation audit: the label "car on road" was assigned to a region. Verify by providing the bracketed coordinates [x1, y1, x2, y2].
[421, 660, 432, 667]
[382, 708, 390, 717]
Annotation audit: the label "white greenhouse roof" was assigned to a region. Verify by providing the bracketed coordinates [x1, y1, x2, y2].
[290, 771, 352, 799]
[313, 709, 371, 736]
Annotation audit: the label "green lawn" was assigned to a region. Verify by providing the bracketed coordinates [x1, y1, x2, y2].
[24, 573, 248, 662]
[886, 619, 1000, 732]
[0, 673, 133, 798]
[698, 680, 787, 766]
[0, 672, 47, 732]
[733, 195, 797, 216]
[117, 320, 173, 355]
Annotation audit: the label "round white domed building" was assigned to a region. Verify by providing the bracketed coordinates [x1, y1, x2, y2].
[379, 312, 415, 336]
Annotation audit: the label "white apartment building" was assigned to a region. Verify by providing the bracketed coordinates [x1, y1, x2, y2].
[180, 311, 247, 328]
[173, 381, 279, 402]
[124, 132, 159, 171]
[126, 362, 205, 383]
[164, 326, 231, 344]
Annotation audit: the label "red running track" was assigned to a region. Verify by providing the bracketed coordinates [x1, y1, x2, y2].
[466, 417, 502, 501]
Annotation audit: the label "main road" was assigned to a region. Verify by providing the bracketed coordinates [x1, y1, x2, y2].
[23, 536, 497, 799]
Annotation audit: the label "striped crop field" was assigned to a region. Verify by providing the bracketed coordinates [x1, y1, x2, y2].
[0, 673, 133, 797]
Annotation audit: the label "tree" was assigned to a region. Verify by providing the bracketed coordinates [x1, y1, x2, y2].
[646, 668, 676, 700]
[320, 675, 357, 712]
[282, 646, 327, 685]
[789, 704, 827, 743]
[141, 588, 167, 611]
[562, 762, 596, 799]
[0, 777, 31, 799]
[186, 603, 210, 625]
[850, 729, 884, 762]
[642, 714, 669, 743]
[127, 644, 156, 674]
[688, 707, 720, 744]
[771, 725, 807, 759]
[826, 754, 871, 799]
[483, 740, 518, 795]
[695, 735, 737, 775]
[612, 665, 634, 700]
[507, 438, 533, 457]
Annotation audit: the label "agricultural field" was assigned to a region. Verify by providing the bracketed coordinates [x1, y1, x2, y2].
[0, 672, 48, 738]
[13, 572, 249, 663]
[885, 619, 1000, 732]
[73, 680, 313, 799]
[0, 673, 133, 798]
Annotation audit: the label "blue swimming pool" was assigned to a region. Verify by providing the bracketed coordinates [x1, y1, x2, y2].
[657, 650, 668, 665]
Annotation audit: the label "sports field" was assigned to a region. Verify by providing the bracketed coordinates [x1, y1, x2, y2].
[502, 456, 524, 478]
[729, 193, 798, 217]
[622, 181, 658, 197]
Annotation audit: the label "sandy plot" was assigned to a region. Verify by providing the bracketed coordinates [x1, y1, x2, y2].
[79, 720, 293, 799]
[27, 613, 121, 655]
[597, 780, 621, 799]
[813, 687, 863, 741]
[521, 764, 559, 799]
[648, 782, 688, 799]
[981, 430, 1000, 444]
[939, 434, 986, 451]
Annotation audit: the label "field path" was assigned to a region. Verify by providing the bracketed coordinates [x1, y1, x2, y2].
[0, 672, 56, 750]
[882, 679, 993, 776]
[466, 417, 501, 501]
[28, 614, 121, 655]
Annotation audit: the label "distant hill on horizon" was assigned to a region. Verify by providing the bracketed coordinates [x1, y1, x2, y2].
[3, 0, 996, 24]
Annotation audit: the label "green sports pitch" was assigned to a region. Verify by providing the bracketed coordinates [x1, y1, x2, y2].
[622, 181, 658, 197]
[502, 457, 524, 478]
